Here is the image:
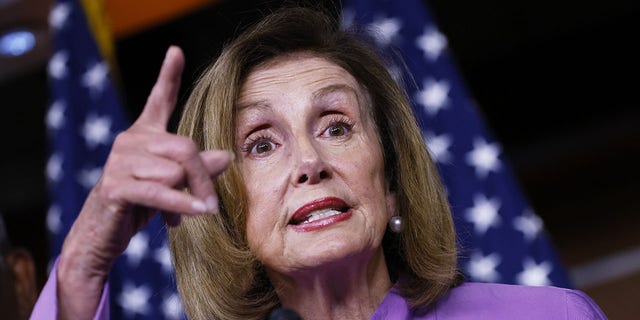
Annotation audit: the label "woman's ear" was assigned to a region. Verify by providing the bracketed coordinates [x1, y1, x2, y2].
[385, 190, 397, 219]
[5, 248, 37, 319]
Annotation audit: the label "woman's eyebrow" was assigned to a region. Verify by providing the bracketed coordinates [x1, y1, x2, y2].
[311, 84, 359, 102]
[238, 100, 272, 111]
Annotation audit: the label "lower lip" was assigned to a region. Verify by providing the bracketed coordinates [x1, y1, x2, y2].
[289, 209, 353, 232]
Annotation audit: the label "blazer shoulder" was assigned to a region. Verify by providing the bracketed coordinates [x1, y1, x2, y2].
[433, 282, 607, 320]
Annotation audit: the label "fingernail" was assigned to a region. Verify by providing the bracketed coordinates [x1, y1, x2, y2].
[192, 200, 207, 213]
[205, 195, 218, 212]
[228, 151, 236, 161]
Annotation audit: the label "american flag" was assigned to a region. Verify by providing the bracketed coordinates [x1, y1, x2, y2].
[45, 0, 183, 318]
[343, 0, 572, 288]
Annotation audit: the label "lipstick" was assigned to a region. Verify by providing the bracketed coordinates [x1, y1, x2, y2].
[289, 197, 352, 232]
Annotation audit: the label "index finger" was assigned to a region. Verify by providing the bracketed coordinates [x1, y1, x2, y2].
[134, 46, 185, 130]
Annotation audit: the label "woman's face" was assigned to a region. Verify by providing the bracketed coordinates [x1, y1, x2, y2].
[236, 54, 396, 275]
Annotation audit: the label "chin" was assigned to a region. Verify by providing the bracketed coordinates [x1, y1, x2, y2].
[288, 238, 376, 271]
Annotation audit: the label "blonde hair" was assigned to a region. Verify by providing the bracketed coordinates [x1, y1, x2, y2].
[169, 7, 458, 319]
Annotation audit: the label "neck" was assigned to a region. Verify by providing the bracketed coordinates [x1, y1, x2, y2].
[268, 249, 392, 320]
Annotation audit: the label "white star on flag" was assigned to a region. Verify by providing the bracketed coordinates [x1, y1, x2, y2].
[81, 114, 112, 148]
[465, 137, 502, 178]
[465, 193, 501, 234]
[423, 132, 453, 163]
[81, 61, 109, 96]
[368, 16, 402, 46]
[162, 293, 184, 320]
[48, 51, 68, 80]
[49, 2, 71, 30]
[516, 258, 552, 286]
[46, 153, 63, 183]
[46, 205, 62, 234]
[416, 78, 450, 116]
[46, 100, 66, 130]
[513, 209, 543, 242]
[124, 232, 149, 266]
[416, 27, 447, 61]
[118, 282, 151, 317]
[77, 167, 103, 189]
[467, 252, 501, 282]
[154, 244, 173, 274]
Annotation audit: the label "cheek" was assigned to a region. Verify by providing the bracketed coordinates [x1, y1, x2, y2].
[340, 145, 388, 208]
[245, 197, 277, 254]
[241, 160, 287, 248]
[354, 144, 386, 189]
[354, 140, 391, 219]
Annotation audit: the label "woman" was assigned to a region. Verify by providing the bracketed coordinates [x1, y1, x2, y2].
[31, 7, 606, 320]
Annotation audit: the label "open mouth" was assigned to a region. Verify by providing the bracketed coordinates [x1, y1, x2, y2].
[289, 206, 350, 225]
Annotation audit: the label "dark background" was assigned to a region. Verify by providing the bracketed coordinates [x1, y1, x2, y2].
[1, 0, 639, 318]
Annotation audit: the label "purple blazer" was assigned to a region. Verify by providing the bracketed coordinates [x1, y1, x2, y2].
[372, 283, 607, 319]
[31, 262, 606, 319]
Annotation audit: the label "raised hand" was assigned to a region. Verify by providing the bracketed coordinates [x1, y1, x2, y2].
[56, 46, 233, 319]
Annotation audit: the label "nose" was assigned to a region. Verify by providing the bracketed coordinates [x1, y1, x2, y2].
[292, 137, 331, 185]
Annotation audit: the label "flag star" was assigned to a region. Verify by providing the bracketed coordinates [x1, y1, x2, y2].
[124, 232, 149, 266]
[513, 209, 543, 242]
[49, 2, 71, 30]
[465, 137, 502, 178]
[154, 243, 174, 273]
[416, 79, 450, 116]
[82, 114, 112, 148]
[465, 194, 501, 235]
[46, 100, 65, 130]
[46, 153, 63, 182]
[467, 252, 501, 282]
[516, 259, 552, 286]
[162, 293, 184, 319]
[48, 51, 68, 79]
[118, 282, 151, 317]
[423, 132, 453, 163]
[416, 27, 447, 61]
[47, 205, 62, 234]
[369, 17, 402, 46]
[77, 167, 103, 189]
[81, 62, 109, 96]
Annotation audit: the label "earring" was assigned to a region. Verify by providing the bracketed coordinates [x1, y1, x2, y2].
[389, 215, 403, 233]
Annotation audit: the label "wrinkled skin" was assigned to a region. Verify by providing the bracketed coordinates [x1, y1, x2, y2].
[56, 47, 233, 319]
[237, 55, 396, 319]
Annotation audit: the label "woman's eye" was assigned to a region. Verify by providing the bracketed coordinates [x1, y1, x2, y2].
[252, 140, 275, 154]
[328, 125, 345, 137]
[323, 120, 352, 138]
[241, 135, 277, 156]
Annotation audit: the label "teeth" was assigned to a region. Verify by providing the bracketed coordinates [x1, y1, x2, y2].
[304, 208, 342, 223]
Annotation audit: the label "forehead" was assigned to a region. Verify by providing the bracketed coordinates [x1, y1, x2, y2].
[238, 53, 365, 106]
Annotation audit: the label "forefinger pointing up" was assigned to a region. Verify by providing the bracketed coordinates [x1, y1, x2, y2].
[135, 46, 185, 131]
